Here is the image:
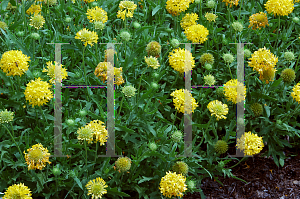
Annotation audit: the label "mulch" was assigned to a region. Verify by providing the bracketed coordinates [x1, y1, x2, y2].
[183, 146, 300, 199]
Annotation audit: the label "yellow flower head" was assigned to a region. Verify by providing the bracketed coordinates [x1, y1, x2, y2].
[94, 62, 124, 85]
[42, 61, 68, 84]
[222, 0, 239, 7]
[248, 47, 278, 78]
[104, 48, 118, 62]
[224, 79, 247, 104]
[168, 47, 195, 74]
[205, 12, 218, 23]
[0, 50, 31, 77]
[24, 77, 53, 108]
[159, 171, 187, 198]
[260, 67, 277, 84]
[84, 0, 95, 3]
[0, 109, 14, 124]
[24, 143, 51, 170]
[77, 126, 94, 144]
[144, 56, 160, 69]
[199, 53, 214, 65]
[265, 0, 294, 17]
[207, 100, 229, 121]
[3, 183, 32, 199]
[26, 4, 42, 15]
[166, 0, 193, 16]
[75, 28, 98, 47]
[86, 6, 108, 23]
[146, 41, 161, 57]
[248, 12, 269, 30]
[170, 89, 199, 114]
[184, 24, 209, 44]
[43, 0, 57, 6]
[180, 13, 199, 30]
[114, 156, 132, 173]
[29, 14, 45, 29]
[86, 120, 108, 146]
[85, 177, 108, 199]
[117, 0, 137, 20]
[291, 82, 300, 104]
[236, 131, 264, 156]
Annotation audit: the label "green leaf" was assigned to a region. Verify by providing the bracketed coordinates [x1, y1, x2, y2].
[279, 157, 284, 167]
[152, 5, 161, 16]
[115, 124, 135, 134]
[0, 0, 9, 10]
[138, 176, 154, 184]
[106, 187, 131, 197]
[264, 104, 270, 118]
[73, 177, 83, 190]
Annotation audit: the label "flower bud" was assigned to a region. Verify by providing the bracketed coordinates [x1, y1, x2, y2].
[94, 21, 105, 30]
[171, 130, 183, 143]
[33, 70, 42, 78]
[91, 1, 98, 6]
[148, 142, 157, 151]
[237, 117, 244, 126]
[133, 21, 141, 29]
[66, 119, 75, 126]
[214, 140, 228, 154]
[16, 31, 25, 37]
[115, 157, 131, 173]
[30, 33, 40, 40]
[151, 82, 158, 90]
[172, 161, 189, 176]
[52, 167, 61, 176]
[146, 41, 161, 57]
[250, 103, 263, 117]
[293, 17, 300, 23]
[195, 0, 202, 4]
[152, 72, 159, 79]
[120, 31, 131, 42]
[218, 161, 225, 168]
[284, 52, 295, 61]
[79, 110, 87, 117]
[244, 49, 251, 58]
[170, 38, 180, 48]
[204, 74, 215, 86]
[222, 38, 228, 45]
[281, 68, 296, 84]
[204, 63, 213, 70]
[69, 170, 76, 178]
[216, 87, 224, 96]
[232, 21, 243, 32]
[122, 85, 137, 97]
[276, 120, 282, 125]
[206, 0, 216, 8]
[186, 180, 196, 189]
[223, 53, 235, 64]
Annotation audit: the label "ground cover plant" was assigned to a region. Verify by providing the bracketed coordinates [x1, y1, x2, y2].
[0, 0, 300, 198]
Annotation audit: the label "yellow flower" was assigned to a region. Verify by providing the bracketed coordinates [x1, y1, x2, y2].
[24, 77, 53, 108]
[75, 28, 98, 47]
[146, 41, 161, 57]
[3, 183, 32, 199]
[0, 50, 31, 77]
[86, 120, 108, 146]
[184, 24, 209, 44]
[205, 12, 218, 22]
[168, 47, 195, 74]
[104, 48, 118, 62]
[24, 143, 51, 170]
[0, 21, 8, 31]
[260, 67, 277, 84]
[223, 79, 246, 104]
[291, 82, 300, 104]
[26, 4, 42, 15]
[180, 13, 199, 30]
[86, 177, 108, 199]
[222, 0, 239, 7]
[248, 12, 269, 30]
[94, 62, 124, 85]
[77, 126, 94, 144]
[265, 0, 294, 17]
[117, 0, 137, 20]
[86, 6, 108, 23]
[248, 47, 278, 79]
[144, 56, 160, 69]
[0, 109, 14, 124]
[207, 100, 229, 121]
[236, 131, 264, 156]
[114, 156, 132, 173]
[84, 0, 95, 3]
[42, 61, 68, 84]
[29, 14, 45, 29]
[43, 0, 57, 6]
[159, 171, 187, 198]
[170, 89, 199, 114]
[166, 0, 192, 16]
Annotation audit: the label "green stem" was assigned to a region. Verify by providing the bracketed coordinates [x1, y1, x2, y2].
[94, 142, 98, 169]
[10, 122, 14, 137]
[118, 95, 125, 116]
[238, 0, 243, 21]
[9, 77, 16, 93]
[22, 0, 26, 36]
[137, 67, 148, 99]
[84, 140, 88, 169]
[2, 124, 25, 163]
[170, 73, 179, 91]
[172, 110, 178, 131]
[198, 116, 213, 147]
[82, 46, 86, 84]
[295, 53, 300, 72]
[276, 16, 280, 49]
[227, 63, 233, 79]
[228, 156, 247, 169]
[228, 6, 231, 37]
[32, 39, 35, 61]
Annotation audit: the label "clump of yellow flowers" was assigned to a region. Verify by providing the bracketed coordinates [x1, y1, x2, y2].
[265, 0, 294, 17]
[236, 131, 264, 156]
[170, 89, 198, 114]
[117, 0, 137, 20]
[159, 171, 187, 198]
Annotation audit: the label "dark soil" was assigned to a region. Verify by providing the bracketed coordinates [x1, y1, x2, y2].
[183, 146, 300, 199]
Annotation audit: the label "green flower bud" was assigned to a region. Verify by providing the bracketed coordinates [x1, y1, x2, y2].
[281, 68, 296, 84]
[244, 49, 251, 58]
[133, 21, 141, 29]
[223, 53, 235, 64]
[172, 161, 189, 176]
[250, 103, 263, 117]
[115, 156, 131, 173]
[0, 109, 14, 124]
[232, 21, 243, 32]
[222, 38, 228, 45]
[206, 0, 216, 8]
[204, 63, 213, 70]
[30, 33, 40, 40]
[216, 87, 224, 96]
[146, 41, 161, 57]
[33, 70, 42, 78]
[186, 180, 196, 189]
[122, 85, 137, 97]
[237, 117, 244, 126]
[52, 167, 61, 176]
[276, 120, 282, 125]
[204, 74, 215, 86]
[195, 0, 202, 4]
[170, 38, 180, 48]
[152, 72, 159, 79]
[66, 119, 75, 126]
[214, 140, 228, 154]
[94, 21, 105, 30]
[148, 142, 157, 151]
[16, 31, 25, 37]
[69, 170, 76, 178]
[120, 31, 131, 42]
[79, 110, 87, 117]
[284, 52, 295, 61]
[218, 161, 225, 168]
[151, 82, 159, 90]
[293, 17, 300, 23]
[91, 1, 98, 6]
[200, 53, 214, 65]
[171, 130, 183, 143]
[201, 93, 206, 98]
